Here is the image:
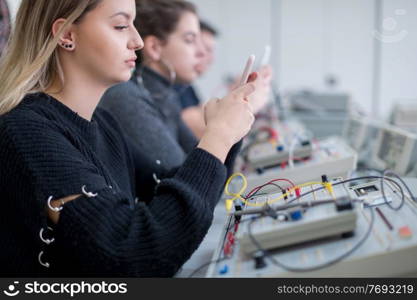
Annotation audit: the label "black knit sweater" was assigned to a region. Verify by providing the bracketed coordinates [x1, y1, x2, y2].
[99, 66, 198, 201]
[100, 66, 241, 201]
[0, 92, 230, 277]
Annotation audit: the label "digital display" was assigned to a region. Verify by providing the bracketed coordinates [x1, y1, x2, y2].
[377, 129, 407, 169]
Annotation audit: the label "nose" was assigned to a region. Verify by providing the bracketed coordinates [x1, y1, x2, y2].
[129, 27, 144, 51]
[195, 36, 206, 58]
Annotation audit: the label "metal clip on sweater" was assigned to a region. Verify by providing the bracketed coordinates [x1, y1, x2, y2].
[153, 173, 161, 184]
[82, 185, 98, 198]
[38, 251, 50, 268]
[47, 196, 64, 212]
[38, 227, 54, 268]
[39, 227, 55, 245]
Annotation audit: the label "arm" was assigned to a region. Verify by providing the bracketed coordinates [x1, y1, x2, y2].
[176, 109, 199, 154]
[181, 105, 206, 140]
[4, 119, 226, 277]
[52, 148, 227, 277]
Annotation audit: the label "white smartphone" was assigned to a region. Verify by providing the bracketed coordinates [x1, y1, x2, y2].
[239, 54, 256, 86]
[260, 45, 271, 67]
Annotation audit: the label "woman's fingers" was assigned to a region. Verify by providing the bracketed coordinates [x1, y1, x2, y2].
[232, 82, 256, 100]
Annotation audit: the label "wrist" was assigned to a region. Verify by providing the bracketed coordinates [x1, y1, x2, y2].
[198, 127, 234, 163]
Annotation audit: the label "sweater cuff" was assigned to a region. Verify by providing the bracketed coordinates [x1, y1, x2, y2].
[171, 148, 227, 201]
[229, 139, 243, 157]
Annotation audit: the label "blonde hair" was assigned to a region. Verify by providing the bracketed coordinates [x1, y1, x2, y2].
[0, 0, 101, 115]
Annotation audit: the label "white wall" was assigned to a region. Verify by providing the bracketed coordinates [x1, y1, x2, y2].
[279, 0, 375, 113]
[378, 0, 417, 118]
[5, 0, 20, 22]
[6, 0, 417, 119]
[190, 0, 272, 99]
[191, 0, 417, 119]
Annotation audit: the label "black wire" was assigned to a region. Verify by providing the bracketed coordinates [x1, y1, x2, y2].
[225, 215, 253, 231]
[396, 175, 417, 203]
[188, 216, 255, 278]
[246, 192, 269, 200]
[190, 173, 413, 276]
[285, 175, 405, 211]
[187, 256, 229, 278]
[246, 182, 284, 200]
[239, 173, 407, 272]
[380, 169, 411, 210]
[247, 207, 375, 273]
[233, 175, 407, 219]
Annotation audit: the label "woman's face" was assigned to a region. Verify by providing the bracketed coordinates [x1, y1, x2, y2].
[159, 11, 204, 84]
[195, 30, 216, 76]
[72, 0, 143, 86]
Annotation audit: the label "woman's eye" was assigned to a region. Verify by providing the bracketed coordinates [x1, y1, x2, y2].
[115, 25, 128, 31]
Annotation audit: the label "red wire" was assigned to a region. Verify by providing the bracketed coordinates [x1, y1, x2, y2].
[246, 178, 296, 199]
[258, 126, 278, 141]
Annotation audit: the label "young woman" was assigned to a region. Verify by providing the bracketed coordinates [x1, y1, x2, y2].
[99, 0, 253, 201]
[0, 0, 256, 277]
[99, 0, 266, 202]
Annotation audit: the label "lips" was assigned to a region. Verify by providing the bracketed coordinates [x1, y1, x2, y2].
[125, 57, 137, 67]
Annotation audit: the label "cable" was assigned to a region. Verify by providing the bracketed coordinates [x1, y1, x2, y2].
[187, 256, 229, 278]
[246, 178, 295, 199]
[224, 173, 247, 211]
[188, 216, 256, 278]
[253, 180, 322, 206]
[213, 172, 411, 275]
[224, 174, 297, 209]
[233, 175, 407, 217]
[247, 182, 283, 200]
[225, 172, 324, 208]
[225, 172, 409, 218]
[380, 169, 408, 210]
[247, 206, 375, 273]
[286, 176, 405, 208]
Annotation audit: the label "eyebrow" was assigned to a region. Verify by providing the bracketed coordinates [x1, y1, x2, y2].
[183, 32, 197, 37]
[109, 12, 131, 19]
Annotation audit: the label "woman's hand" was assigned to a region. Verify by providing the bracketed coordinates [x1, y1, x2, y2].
[198, 82, 256, 162]
[247, 65, 273, 114]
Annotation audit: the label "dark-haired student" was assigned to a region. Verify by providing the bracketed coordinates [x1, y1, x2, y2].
[0, 0, 256, 277]
[100, 0, 256, 201]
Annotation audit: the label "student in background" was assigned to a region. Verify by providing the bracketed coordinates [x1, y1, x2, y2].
[174, 20, 218, 138]
[177, 20, 273, 139]
[0, 0, 256, 277]
[100, 0, 255, 201]
[174, 21, 218, 110]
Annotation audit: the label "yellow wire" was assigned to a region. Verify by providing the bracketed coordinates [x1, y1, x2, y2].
[224, 173, 336, 209]
[224, 173, 247, 211]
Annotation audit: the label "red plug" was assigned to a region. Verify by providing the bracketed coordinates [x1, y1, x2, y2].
[295, 187, 301, 197]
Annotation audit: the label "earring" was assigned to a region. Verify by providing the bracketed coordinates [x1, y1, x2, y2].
[61, 43, 73, 49]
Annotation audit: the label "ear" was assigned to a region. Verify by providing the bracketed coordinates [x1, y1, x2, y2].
[142, 35, 164, 61]
[52, 18, 76, 51]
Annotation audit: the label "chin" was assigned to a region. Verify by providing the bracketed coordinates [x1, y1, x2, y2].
[106, 75, 131, 88]
[116, 71, 133, 83]
[184, 73, 198, 84]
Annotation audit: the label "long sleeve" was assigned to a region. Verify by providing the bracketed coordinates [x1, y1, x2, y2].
[52, 148, 226, 277]
[0, 98, 227, 277]
[176, 114, 198, 153]
[224, 140, 243, 179]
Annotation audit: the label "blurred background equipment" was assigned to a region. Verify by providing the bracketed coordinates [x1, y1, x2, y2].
[390, 100, 417, 132]
[0, 0, 11, 55]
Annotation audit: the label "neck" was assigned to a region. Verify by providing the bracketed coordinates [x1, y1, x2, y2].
[46, 67, 108, 121]
[144, 60, 173, 82]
